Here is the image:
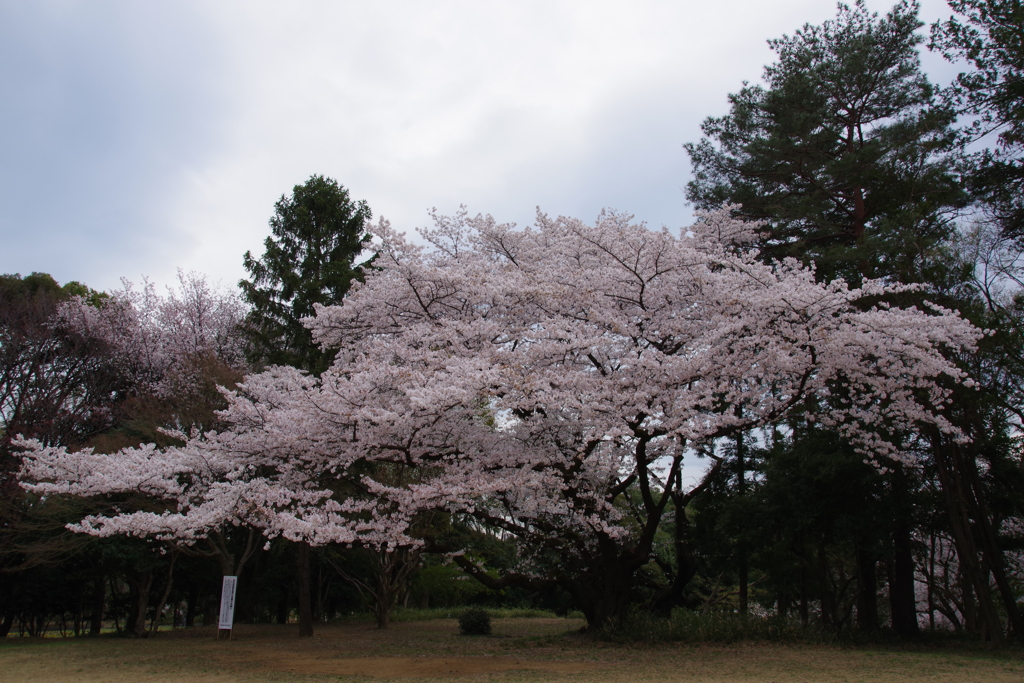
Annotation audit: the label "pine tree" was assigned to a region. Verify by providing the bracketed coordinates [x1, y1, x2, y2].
[931, 0, 1024, 238]
[686, 0, 964, 286]
[239, 176, 373, 638]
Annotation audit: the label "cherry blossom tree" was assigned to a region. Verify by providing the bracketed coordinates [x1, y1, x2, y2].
[42, 271, 250, 636]
[20, 208, 979, 628]
[57, 270, 247, 402]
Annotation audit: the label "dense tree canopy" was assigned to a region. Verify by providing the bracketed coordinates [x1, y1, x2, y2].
[0, 273, 119, 472]
[931, 0, 1024, 237]
[686, 0, 964, 285]
[684, 0, 1024, 642]
[20, 208, 979, 628]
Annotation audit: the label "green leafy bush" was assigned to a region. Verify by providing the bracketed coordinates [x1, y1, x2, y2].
[458, 608, 492, 635]
[598, 610, 826, 644]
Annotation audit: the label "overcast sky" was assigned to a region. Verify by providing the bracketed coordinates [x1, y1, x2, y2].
[1, 0, 963, 294]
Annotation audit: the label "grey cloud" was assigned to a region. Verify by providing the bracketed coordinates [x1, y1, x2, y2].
[0, 1, 230, 290]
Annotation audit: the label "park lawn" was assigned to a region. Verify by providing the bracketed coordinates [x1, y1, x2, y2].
[2, 618, 1023, 682]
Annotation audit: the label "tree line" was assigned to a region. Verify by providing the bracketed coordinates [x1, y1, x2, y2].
[3, 0, 1023, 642]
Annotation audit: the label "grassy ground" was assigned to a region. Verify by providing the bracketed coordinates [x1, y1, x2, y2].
[3, 617, 1023, 682]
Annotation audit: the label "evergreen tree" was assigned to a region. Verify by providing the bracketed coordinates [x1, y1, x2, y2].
[684, 0, 967, 638]
[931, 0, 1024, 238]
[240, 175, 372, 375]
[928, 1, 1024, 641]
[686, 0, 964, 286]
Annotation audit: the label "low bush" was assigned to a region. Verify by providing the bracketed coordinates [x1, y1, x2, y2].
[597, 610, 830, 644]
[458, 608, 492, 635]
[596, 610, 1000, 647]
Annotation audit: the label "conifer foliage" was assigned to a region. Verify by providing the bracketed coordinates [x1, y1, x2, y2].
[931, 0, 1024, 237]
[240, 175, 372, 375]
[686, 0, 963, 285]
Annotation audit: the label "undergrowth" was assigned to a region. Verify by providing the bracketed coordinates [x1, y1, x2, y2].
[388, 607, 561, 622]
[596, 610, 1017, 650]
[597, 611, 824, 645]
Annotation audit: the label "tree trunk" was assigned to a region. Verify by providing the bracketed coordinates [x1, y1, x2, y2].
[89, 577, 105, 635]
[128, 570, 154, 638]
[960, 567, 977, 632]
[202, 593, 217, 626]
[149, 552, 177, 635]
[186, 581, 198, 627]
[818, 547, 836, 631]
[561, 556, 639, 630]
[738, 554, 749, 616]
[573, 583, 634, 630]
[297, 541, 313, 637]
[777, 591, 790, 620]
[0, 610, 14, 638]
[961, 456, 1024, 640]
[276, 585, 289, 625]
[735, 425, 748, 616]
[799, 565, 809, 628]
[374, 598, 392, 630]
[890, 521, 919, 637]
[856, 549, 878, 632]
[649, 460, 721, 617]
[932, 434, 1005, 643]
[327, 546, 420, 630]
[373, 558, 398, 630]
[889, 465, 919, 638]
[651, 488, 699, 617]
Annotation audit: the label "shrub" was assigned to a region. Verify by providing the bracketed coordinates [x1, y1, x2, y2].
[597, 610, 829, 644]
[458, 608, 492, 635]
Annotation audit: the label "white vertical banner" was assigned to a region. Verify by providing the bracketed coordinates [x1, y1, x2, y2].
[218, 575, 238, 631]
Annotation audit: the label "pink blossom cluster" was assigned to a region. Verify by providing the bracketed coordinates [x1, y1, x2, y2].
[20, 209, 981, 558]
[56, 270, 247, 397]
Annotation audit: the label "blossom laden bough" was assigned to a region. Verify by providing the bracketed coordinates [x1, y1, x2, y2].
[19, 207, 980, 627]
[56, 270, 247, 399]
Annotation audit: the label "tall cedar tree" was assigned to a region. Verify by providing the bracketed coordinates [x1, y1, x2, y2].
[240, 176, 372, 376]
[931, 0, 1024, 238]
[685, 0, 964, 286]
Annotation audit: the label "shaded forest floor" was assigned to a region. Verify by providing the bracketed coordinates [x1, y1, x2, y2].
[3, 617, 1024, 682]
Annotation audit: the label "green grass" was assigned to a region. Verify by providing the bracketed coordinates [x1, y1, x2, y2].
[3, 617, 1023, 683]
